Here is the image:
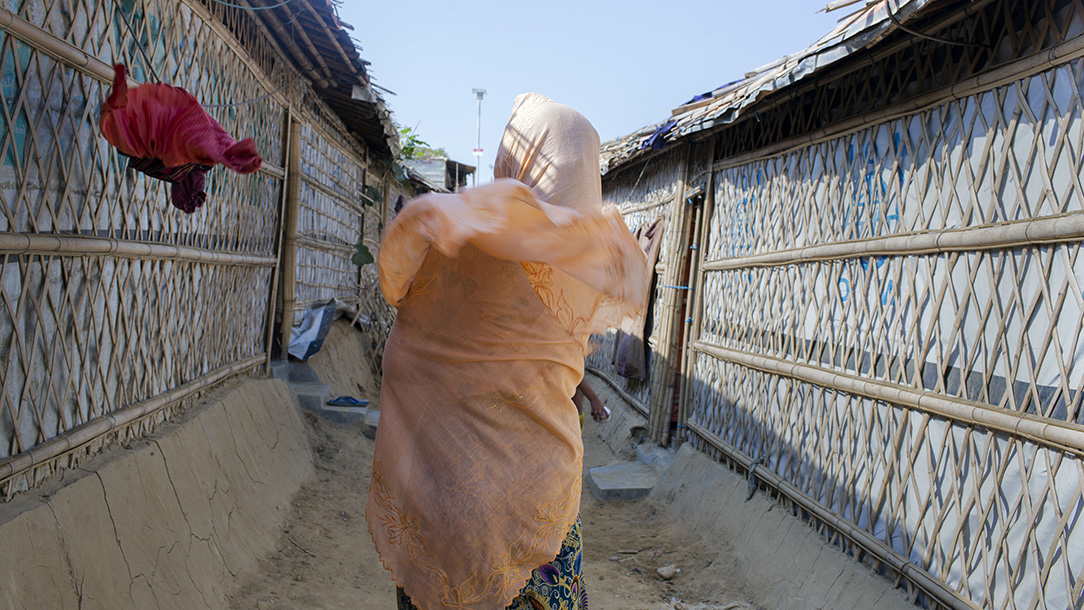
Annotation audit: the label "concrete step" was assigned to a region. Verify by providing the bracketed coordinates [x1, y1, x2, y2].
[364, 408, 380, 428]
[288, 381, 331, 415]
[284, 374, 377, 430]
[636, 444, 676, 475]
[587, 462, 659, 501]
[271, 361, 320, 383]
[321, 403, 370, 425]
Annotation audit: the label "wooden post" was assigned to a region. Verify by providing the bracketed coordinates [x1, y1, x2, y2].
[383, 169, 392, 230]
[674, 204, 703, 441]
[647, 145, 691, 445]
[676, 138, 716, 442]
[278, 115, 303, 357]
[264, 107, 294, 371]
[657, 200, 696, 447]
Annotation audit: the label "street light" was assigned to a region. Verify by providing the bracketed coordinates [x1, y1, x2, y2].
[472, 88, 486, 187]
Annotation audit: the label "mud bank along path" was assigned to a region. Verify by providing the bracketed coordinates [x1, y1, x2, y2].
[229, 321, 903, 610]
[227, 320, 757, 610]
[227, 409, 757, 610]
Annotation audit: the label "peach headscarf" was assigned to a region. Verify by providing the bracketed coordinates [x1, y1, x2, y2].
[367, 94, 648, 610]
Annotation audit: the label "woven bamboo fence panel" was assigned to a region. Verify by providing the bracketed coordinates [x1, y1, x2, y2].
[288, 96, 398, 373]
[343, 168, 392, 370]
[361, 170, 385, 251]
[0, 0, 285, 496]
[293, 113, 365, 318]
[690, 56, 1084, 609]
[589, 153, 686, 412]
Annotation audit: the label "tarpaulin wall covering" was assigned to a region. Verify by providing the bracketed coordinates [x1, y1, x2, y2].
[690, 49, 1084, 610]
[0, 0, 292, 496]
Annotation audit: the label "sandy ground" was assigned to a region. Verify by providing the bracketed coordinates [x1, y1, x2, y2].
[228, 410, 757, 610]
[228, 320, 792, 609]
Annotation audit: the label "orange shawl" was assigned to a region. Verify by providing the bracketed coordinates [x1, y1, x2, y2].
[367, 94, 649, 610]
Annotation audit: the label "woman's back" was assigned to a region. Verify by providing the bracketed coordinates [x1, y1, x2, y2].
[371, 244, 586, 609]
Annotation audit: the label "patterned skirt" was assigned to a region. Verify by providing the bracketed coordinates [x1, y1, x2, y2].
[396, 517, 587, 610]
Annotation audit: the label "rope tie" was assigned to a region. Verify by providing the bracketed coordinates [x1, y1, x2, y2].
[746, 458, 765, 501]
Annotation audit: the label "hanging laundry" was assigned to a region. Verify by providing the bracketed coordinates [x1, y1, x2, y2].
[613, 215, 666, 379]
[99, 64, 262, 213]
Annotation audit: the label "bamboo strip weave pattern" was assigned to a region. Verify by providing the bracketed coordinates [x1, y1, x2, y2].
[0, 0, 287, 496]
[690, 51, 1084, 609]
[589, 153, 687, 410]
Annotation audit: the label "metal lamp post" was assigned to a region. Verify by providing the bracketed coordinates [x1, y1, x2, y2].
[472, 88, 486, 186]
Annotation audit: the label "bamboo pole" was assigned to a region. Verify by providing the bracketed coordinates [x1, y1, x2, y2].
[673, 203, 701, 442]
[0, 354, 266, 488]
[585, 365, 649, 417]
[647, 145, 691, 445]
[264, 109, 295, 372]
[0, 2, 290, 114]
[297, 0, 357, 72]
[279, 117, 303, 354]
[0, 232, 276, 266]
[657, 202, 695, 446]
[686, 420, 980, 610]
[231, 0, 330, 89]
[273, 3, 335, 85]
[259, 163, 286, 179]
[675, 153, 713, 441]
[301, 174, 367, 215]
[691, 340, 1084, 456]
[0, 5, 287, 178]
[0, 6, 96, 75]
[681, 154, 716, 436]
[710, 26, 1084, 173]
[675, 141, 716, 440]
[617, 195, 677, 216]
[702, 211, 1084, 270]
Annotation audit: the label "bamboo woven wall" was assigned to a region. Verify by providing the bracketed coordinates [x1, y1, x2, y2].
[0, 0, 291, 497]
[289, 99, 398, 371]
[590, 152, 686, 414]
[293, 112, 366, 316]
[689, 41, 1084, 610]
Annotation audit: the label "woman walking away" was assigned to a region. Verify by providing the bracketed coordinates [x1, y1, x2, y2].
[367, 93, 649, 610]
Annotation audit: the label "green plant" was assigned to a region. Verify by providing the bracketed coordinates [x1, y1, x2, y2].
[352, 237, 374, 267]
[362, 184, 383, 207]
[399, 126, 448, 160]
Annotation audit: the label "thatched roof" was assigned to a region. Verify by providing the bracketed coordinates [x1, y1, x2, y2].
[235, 0, 400, 158]
[600, 0, 938, 174]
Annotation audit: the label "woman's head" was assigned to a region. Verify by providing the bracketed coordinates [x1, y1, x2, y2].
[494, 93, 602, 214]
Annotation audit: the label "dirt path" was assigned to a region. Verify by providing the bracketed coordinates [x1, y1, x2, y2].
[228, 408, 756, 610]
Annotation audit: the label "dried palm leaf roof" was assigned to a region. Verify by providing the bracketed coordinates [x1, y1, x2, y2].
[600, 0, 937, 174]
[233, 0, 400, 157]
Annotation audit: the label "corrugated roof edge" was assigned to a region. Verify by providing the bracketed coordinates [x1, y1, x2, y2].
[600, 0, 933, 175]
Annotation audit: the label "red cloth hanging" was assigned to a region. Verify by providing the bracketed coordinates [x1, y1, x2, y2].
[99, 64, 262, 212]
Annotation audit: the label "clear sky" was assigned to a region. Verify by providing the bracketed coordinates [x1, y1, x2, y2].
[341, 2, 843, 180]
